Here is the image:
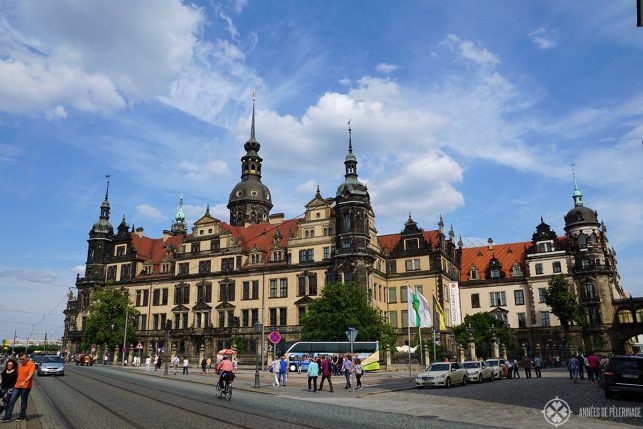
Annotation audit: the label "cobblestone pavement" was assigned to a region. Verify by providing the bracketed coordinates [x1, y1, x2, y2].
[23, 365, 641, 429]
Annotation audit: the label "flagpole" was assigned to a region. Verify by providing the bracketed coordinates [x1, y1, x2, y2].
[407, 320, 411, 380]
[433, 328, 437, 362]
[415, 286, 424, 367]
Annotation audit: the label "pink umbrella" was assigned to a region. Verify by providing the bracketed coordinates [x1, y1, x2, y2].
[218, 348, 237, 355]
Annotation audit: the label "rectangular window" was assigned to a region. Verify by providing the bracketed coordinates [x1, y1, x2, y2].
[178, 263, 189, 275]
[535, 263, 544, 275]
[136, 290, 142, 307]
[388, 287, 397, 304]
[242, 281, 250, 300]
[298, 306, 306, 324]
[120, 264, 131, 280]
[299, 249, 314, 262]
[401, 310, 409, 328]
[236, 255, 242, 269]
[489, 291, 506, 307]
[298, 276, 306, 296]
[251, 309, 259, 325]
[191, 242, 200, 253]
[269, 279, 277, 298]
[387, 261, 397, 274]
[220, 282, 235, 302]
[221, 257, 234, 272]
[404, 238, 419, 250]
[538, 288, 546, 303]
[389, 311, 398, 328]
[400, 286, 408, 303]
[197, 283, 211, 303]
[251, 281, 259, 300]
[198, 260, 211, 274]
[405, 259, 421, 271]
[174, 314, 180, 330]
[106, 266, 116, 281]
[309, 274, 317, 296]
[585, 283, 596, 299]
[153, 289, 161, 306]
[140, 314, 147, 331]
[211, 238, 220, 250]
[279, 278, 288, 297]
[541, 311, 551, 327]
[323, 247, 330, 260]
[514, 290, 525, 306]
[142, 290, 149, 307]
[471, 293, 480, 308]
[153, 314, 159, 330]
[160, 314, 166, 330]
[269, 308, 277, 326]
[552, 261, 562, 273]
[162, 288, 168, 305]
[279, 308, 287, 326]
[589, 308, 601, 324]
[116, 245, 125, 256]
[218, 311, 225, 328]
[242, 309, 249, 327]
[517, 312, 526, 328]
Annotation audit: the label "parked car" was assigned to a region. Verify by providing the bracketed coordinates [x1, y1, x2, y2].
[416, 362, 468, 388]
[463, 360, 494, 383]
[603, 356, 643, 398]
[485, 359, 506, 379]
[38, 355, 65, 376]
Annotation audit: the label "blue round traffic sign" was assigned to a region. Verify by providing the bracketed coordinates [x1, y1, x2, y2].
[269, 331, 281, 344]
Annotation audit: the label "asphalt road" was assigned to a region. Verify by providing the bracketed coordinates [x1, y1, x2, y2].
[390, 368, 642, 426]
[33, 366, 498, 429]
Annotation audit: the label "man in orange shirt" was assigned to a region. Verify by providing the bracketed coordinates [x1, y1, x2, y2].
[1, 353, 36, 422]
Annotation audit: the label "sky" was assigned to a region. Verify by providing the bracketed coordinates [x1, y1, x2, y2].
[1, 0, 642, 344]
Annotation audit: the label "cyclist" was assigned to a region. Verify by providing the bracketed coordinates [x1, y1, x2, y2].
[217, 356, 235, 390]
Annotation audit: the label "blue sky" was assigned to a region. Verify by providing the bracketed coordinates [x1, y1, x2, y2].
[1, 0, 642, 343]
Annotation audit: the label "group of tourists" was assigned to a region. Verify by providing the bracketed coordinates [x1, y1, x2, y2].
[502, 355, 543, 379]
[272, 354, 365, 392]
[1, 352, 35, 422]
[565, 350, 605, 384]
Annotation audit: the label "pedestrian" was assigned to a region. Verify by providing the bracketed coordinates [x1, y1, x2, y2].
[577, 353, 585, 380]
[307, 358, 319, 392]
[354, 358, 364, 389]
[533, 355, 542, 378]
[153, 355, 158, 371]
[342, 354, 353, 389]
[1, 353, 35, 422]
[1, 358, 18, 415]
[156, 355, 162, 371]
[587, 351, 600, 384]
[145, 355, 151, 371]
[104, 352, 109, 366]
[278, 356, 288, 386]
[319, 355, 334, 392]
[172, 355, 179, 375]
[523, 356, 532, 379]
[201, 357, 208, 375]
[271, 358, 280, 386]
[513, 359, 520, 379]
[206, 357, 212, 374]
[296, 357, 302, 374]
[182, 357, 189, 375]
[569, 355, 580, 383]
[505, 359, 513, 379]
[332, 355, 340, 376]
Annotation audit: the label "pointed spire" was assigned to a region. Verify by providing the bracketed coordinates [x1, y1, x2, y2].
[458, 235, 464, 249]
[438, 214, 444, 233]
[449, 224, 455, 240]
[540, 215, 544, 224]
[105, 174, 111, 201]
[315, 185, 321, 198]
[205, 204, 210, 216]
[121, 214, 126, 223]
[348, 118, 353, 153]
[572, 164, 583, 207]
[250, 89, 256, 141]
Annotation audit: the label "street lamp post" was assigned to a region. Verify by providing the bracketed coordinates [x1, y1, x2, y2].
[164, 320, 171, 376]
[254, 321, 262, 388]
[121, 288, 129, 367]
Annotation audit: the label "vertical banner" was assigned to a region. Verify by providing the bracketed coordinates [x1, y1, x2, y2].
[448, 281, 461, 327]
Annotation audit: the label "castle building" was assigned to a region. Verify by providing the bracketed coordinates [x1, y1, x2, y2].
[63, 101, 636, 361]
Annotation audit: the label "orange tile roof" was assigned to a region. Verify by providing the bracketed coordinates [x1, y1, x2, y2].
[460, 241, 531, 283]
[377, 230, 441, 253]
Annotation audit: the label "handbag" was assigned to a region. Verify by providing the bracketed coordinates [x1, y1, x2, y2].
[2, 388, 13, 404]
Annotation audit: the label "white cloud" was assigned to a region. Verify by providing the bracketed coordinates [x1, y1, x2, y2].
[136, 204, 165, 221]
[375, 63, 399, 74]
[441, 34, 500, 67]
[47, 105, 68, 120]
[71, 265, 85, 274]
[529, 27, 557, 49]
[178, 159, 231, 181]
[295, 179, 317, 194]
[339, 78, 352, 86]
[0, 0, 204, 116]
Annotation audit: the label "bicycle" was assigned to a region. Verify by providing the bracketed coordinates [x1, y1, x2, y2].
[216, 379, 232, 401]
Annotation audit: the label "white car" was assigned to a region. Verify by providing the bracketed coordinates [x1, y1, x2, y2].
[463, 360, 494, 383]
[485, 359, 506, 379]
[416, 362, 468, 388]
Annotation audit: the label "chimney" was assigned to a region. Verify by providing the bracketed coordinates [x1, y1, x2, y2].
[487, 238, 493, 250]
[136, 227, 144, 238]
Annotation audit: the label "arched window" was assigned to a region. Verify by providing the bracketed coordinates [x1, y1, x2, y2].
[578, 233, 587, 248]
[305, 230, 309, 238]
[618, 310, 634, 323]
[469, 266, 478, 280]
[323, 227, 328, 236]
[310, 229, 315, 238]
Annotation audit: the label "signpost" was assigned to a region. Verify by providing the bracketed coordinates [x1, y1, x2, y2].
[269, 330, 281, 362]
[344, 326, 358, 392]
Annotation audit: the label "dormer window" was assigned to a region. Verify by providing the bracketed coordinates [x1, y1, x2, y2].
[404, 238, 419, 250]
[511, 262, 522, 277]
[469, 266, 478, 280]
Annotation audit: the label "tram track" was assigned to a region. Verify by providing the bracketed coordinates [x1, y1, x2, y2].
[48, 367, 329, 429]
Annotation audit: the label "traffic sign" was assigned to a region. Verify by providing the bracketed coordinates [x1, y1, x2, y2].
[135, 342, 143, 350]
[268, 331, 281, 344]
[345, 328, 358, 343]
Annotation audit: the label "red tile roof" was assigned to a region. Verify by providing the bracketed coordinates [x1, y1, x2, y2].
[460, 241, 531, 283]
[377, 230, 441, 253]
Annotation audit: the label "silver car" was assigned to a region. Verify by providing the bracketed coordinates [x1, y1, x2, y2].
[485, 359, 506, 379]
[37, 355, 65, 376]
[416, 362, 468, 388]
[463, 360, 494, 382]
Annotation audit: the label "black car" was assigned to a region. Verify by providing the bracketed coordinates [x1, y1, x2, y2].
[603, 356, 643, 398]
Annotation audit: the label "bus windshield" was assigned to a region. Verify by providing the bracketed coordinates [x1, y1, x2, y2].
[283, 341, 380, 372]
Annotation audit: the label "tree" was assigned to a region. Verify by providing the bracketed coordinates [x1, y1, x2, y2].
[453, 312, 515, 358]
[300, 282, 396, 348]
[81, 286, 139, 352]
[543, 274, 585, 347]
[233, 336, 246, 355]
